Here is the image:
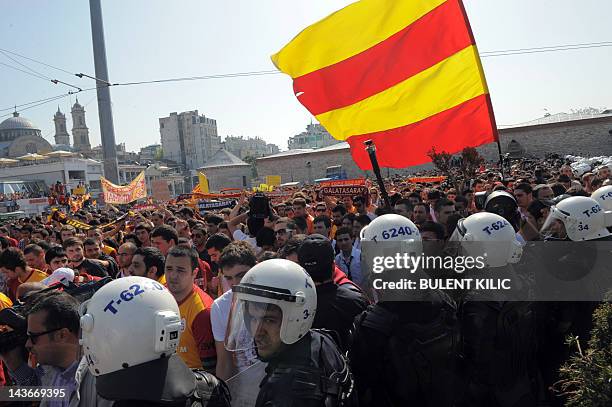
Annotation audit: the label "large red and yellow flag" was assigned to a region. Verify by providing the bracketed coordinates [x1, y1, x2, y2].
[272, 0, 497, 169]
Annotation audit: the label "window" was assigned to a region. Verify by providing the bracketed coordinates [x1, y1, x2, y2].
[242, 176, 247, 187]
[160, 122, 164, 129]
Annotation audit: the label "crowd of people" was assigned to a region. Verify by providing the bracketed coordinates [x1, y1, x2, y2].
[0, 154, 609, 406]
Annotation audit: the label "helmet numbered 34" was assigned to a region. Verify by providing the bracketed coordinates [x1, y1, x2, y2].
[541, 196, 612, 241]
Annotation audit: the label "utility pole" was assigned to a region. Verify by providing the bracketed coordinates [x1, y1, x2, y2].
[89, 0, 119, 183]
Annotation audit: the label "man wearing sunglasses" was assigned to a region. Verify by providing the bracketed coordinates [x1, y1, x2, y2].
[273, 217, 295, 250]
[0, 291, 85, 403]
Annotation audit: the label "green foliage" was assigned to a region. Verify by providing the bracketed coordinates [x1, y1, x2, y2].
[460, 146, 484, 179]
[427, 147, 452, 174]
[555, 302, 612, 407]
[243, 155, 258, 178]
[154, 147, 163, 160]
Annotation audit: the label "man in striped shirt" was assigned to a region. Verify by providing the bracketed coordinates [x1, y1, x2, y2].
[165, 246, 216, 372]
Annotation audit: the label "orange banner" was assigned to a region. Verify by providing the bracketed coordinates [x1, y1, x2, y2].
[316, 178, 366, 188]
[101, 172, 147, 204]
[407, 176, 447, 183]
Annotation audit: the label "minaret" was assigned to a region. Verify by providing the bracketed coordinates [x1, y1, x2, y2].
[53, 106, 70, 146]
[71, 98, 91, 151]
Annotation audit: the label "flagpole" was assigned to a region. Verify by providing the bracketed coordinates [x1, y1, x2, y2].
[364, 140, 391, 209]
[496, 139, 506, 179]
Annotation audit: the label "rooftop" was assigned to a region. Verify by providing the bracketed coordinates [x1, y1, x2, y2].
[200, 148, 249, 168]
[0, 112, 39, 131]
[257, 142, 348, 161]
[499, 111, 612, 129]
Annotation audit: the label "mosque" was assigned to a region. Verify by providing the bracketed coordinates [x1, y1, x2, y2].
[0, 99, 91, 158]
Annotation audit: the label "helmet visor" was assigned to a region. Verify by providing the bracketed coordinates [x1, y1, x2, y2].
[225, 294, 284, 357]
[540, 207, 567, 239]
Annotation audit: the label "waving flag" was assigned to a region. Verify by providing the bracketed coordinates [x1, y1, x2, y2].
[272, 0, 498, 169]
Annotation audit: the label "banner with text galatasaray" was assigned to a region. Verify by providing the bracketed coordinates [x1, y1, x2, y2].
[101, 172, 147, 204]
[318, 178, 368, 197]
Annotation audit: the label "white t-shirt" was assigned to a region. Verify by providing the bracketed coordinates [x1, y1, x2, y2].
[232, 230, 262, 254]
[211, 289, 258, 371]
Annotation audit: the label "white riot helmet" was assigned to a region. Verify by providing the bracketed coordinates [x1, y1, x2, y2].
[591, 186, 612, 211]
[449, 212, 523, 267]
[79, 276, 182, 376]
[225, 259, 316, 357]
[360, 213, 422, 254]
[541, 196, 612, 241]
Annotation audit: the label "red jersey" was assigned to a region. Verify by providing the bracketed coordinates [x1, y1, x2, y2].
[333, 265, 362, 292]
[176, 284, 216, 370]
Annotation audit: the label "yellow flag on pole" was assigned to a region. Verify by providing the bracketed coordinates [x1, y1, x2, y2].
[198, 172, 210, 194]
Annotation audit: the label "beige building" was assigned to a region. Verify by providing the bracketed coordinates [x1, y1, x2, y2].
[70, 99, 91, 152]
[258, 112, 612, 184]
[89, 143, 138, 163]
[288, 123, 340, 150]
[199, 149, 251, 192]
[119, 163, 185, 198]
[223, 135, 279, 159]
[159, 110, 221, 170]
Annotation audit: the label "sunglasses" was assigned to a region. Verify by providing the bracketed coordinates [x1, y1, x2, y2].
[27, 327, 63, 344]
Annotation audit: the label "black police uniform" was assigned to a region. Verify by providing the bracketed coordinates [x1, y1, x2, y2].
[96, 354, 231, 407]
[349, 290, 460, 407]
[459, 299, 538, 407]
[312, 281, 369, 352]
[256, 330, 355, 407]
[536, 235, 612, 406]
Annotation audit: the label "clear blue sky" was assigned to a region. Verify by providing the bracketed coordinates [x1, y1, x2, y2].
[1, 0, 610, 152]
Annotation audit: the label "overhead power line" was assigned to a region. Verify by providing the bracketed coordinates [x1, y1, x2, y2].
[0, 93, 75, 113]
[0, 50, 52, 80]
[481, 41, 612, 57]
[0, 61, 50, 82]
[0, 87, 98, 119]
[111, 70, 281, 87]
[0, 47, 75, 75]
[2, 40, 610, 117]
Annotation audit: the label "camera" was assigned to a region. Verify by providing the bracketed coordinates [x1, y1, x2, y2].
[249, 193, 271, 220]
[0, 277, 112, 353]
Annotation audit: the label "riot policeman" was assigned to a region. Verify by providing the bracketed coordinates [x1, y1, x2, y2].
[349, 214, 460, 407]
[450, 212, 537, 407]
[537, 196, 612, 406]
[79, 276, 231, 407]
[225, 259, 355, 407]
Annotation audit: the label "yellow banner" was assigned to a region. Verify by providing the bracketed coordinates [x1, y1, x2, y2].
[265, 175, 281, 187]
[101, 171, 146, 204]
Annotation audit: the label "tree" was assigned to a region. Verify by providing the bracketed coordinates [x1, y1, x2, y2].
[427, 147, 453, 175]
[243, 155, 258, 178]
[554, 301, 612, 406]
[460, 147, 484, 179]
